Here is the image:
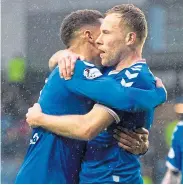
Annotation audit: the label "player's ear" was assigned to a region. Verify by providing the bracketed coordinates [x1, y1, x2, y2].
[125, 32, 136, 46]
[84, 30, 95, 44]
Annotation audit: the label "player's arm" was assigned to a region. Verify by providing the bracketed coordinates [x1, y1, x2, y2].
[26, 103, 117, 141]
[26, 104, 149, 154]
[65, 65, 166, 112]
[48, 50, 167, 111]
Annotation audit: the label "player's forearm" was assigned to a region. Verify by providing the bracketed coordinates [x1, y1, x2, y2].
[132, 88, 166, 111]
[37, 113, 91, 140]
[36, 109, 113, 141]
[66, 78, 166, 112]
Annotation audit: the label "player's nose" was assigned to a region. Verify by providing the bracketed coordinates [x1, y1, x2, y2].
[96, 34, 103, 46]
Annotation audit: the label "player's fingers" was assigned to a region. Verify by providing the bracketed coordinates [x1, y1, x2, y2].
[70, 53, 79, 63]
[70, 56, 77, 75]
[27, 108, 32, 114]
[140, 134, 148, 142]
[118, 142, 134, 153]
[118, 127, 143, 142]
[65, 56, 72, 79]
[33, 103, 40, 108]
[70, 61, 76, 76]
[134, 128, 149, 141]
[113, 134, 130, 146]
[114, 129, 134, 142]
[127, 131, 143, 142]
[113, 130, 137, 145]
[135, 127, 149, 135]
[33, 103, 42, 112]
[26, 118, 31, 124]
[58, 60, 63, 78]
[65, 51, 78, 76]
[59, 59, 67, 78]
[155, 77, 167, 100]
[113, 134, 133, 147]
[49, 58, 58, 71]
[155, 77, 164, 88]
[115, 128, 139, 143]
[124, 128, 147, 142]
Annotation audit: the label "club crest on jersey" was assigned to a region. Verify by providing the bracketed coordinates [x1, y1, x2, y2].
[83, 68, 102, 79]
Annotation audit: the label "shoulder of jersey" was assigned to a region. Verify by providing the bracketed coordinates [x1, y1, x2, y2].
[120, 61, 146, 87]
[75, 60, 103, 79]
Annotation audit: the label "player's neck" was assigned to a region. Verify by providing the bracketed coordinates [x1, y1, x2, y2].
[70, 43, 95, 63]
[115, 48, 143, 71]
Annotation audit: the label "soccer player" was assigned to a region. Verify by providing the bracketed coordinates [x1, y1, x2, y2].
[162, 98, 183, 184]
[15, 9, 165, 184]
[25, 5, 166, 184]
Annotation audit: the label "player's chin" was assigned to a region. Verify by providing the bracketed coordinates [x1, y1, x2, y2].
[101, 59, 112, 67]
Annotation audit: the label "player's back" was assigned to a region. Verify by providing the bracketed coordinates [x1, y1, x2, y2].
[80, 60, 155, 184]
[15, 66, 93, 184]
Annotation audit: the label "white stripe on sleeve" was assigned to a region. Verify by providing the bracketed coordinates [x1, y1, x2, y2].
[94, 104, 120, 124]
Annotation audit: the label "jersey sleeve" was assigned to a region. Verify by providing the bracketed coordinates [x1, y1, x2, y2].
[94, 104, 120, 124]
[64, 60, 166, 111]
[166, 125, 182, 172]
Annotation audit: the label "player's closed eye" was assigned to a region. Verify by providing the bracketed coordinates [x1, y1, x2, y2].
[102, 30, 110, 34]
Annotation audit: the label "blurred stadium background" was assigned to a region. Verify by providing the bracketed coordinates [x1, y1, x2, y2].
[1, 0, 183, 183]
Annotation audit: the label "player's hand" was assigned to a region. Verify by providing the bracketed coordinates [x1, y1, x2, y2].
[155, 77, 167, 99]
[113, 127, 149, 155]
[48, 49, 84, 80]
[26, 103, 43, 128]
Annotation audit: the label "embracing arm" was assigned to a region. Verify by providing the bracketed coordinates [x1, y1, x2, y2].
[27, 104, 116, 140]
[65, 73, 166, 112]
[48, 51, 166, 111]
[26, 103, 149, 154]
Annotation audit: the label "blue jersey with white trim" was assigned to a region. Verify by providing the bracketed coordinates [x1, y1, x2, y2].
[80, 61, 156, 183]
[166, 121, 183, 183]
[15, 60, 165, 184]
[15, 65, 92, 184]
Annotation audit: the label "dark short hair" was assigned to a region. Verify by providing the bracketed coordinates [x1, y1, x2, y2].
[106, 4, 148, 43]
[60, 9, 103, 47]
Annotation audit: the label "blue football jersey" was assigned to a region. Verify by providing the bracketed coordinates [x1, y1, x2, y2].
[166, 121, 183, 183]
[15, 65, 92, 184]
[15, 60, 165, 184]
[80, 60, 156, 184]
